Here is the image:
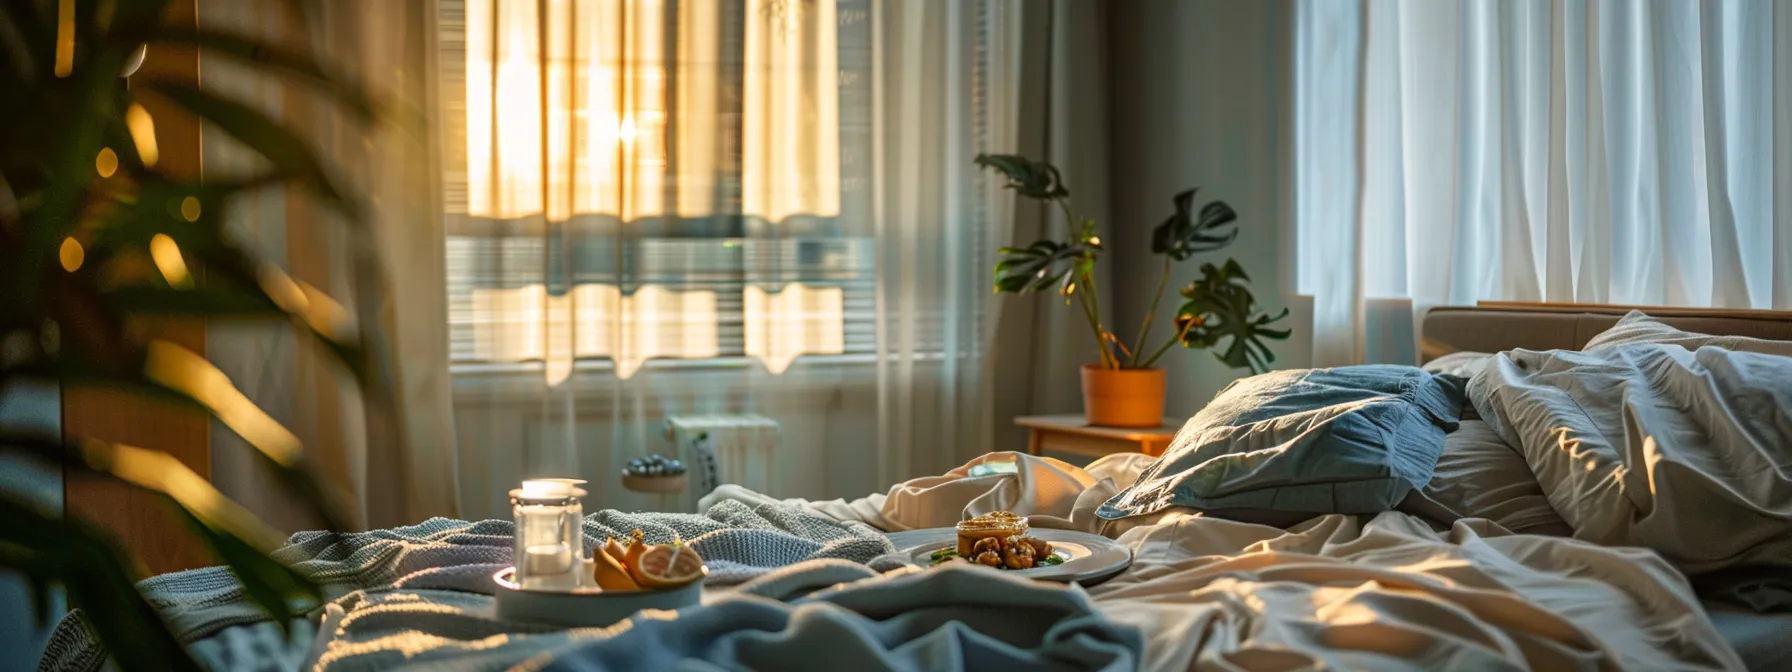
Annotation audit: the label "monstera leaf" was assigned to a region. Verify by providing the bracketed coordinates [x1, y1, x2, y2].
[994, 240, 1097, 295]
[974, 153, 1069, 200]
[1174, 259, 1291, 374]
[1151, 189, 1238, 261]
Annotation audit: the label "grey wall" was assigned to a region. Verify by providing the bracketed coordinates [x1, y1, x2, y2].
[0, 382, 65, 669]
[1106, 0, 1309, 416]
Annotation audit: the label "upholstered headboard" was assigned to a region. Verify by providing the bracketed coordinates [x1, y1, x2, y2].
[1419, 302, 1792, 363]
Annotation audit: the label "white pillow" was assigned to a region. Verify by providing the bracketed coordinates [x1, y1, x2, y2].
[1422, 351, 1495, 378]
[1421, 420, 1571, 537]
[1583, 310, 1792, 356]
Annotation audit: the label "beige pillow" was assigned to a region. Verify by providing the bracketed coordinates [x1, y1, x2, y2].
[1421, 419, 1571, 537]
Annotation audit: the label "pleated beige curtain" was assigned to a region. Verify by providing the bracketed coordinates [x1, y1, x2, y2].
[202, 0, 460, 531]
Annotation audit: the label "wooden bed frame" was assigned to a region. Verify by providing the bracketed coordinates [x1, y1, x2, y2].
[1419, 301, 1792, 363]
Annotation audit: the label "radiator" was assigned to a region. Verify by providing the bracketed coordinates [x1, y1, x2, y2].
[663, 414, 781, 512]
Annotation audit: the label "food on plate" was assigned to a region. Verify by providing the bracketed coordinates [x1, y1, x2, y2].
[602, 537, 628, 564]
[593, 528, 706, 591]
[955, 511, 1028, 555]
[633, 542, 705, 589]
[932, 531, 1061, 570]
[621, 529, 650, 584]
[592, 546, 639, 590]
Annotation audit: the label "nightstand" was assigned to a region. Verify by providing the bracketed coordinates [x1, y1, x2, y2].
[1014, 415, 1182, 460]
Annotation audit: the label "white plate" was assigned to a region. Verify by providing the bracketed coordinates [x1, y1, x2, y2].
[881, 528, 1131, 585]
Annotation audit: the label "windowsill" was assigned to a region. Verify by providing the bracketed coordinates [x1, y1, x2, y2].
[448, 352, 962, 402]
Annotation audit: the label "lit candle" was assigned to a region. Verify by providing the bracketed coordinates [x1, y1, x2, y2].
[511, 478, 588, 591]
[520, 479, 574, 499]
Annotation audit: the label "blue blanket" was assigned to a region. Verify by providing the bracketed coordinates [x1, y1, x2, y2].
[301, 562, 1139, 671]
[38, 500, 1140, 671]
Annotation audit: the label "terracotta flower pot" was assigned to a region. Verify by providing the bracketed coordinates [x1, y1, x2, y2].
[1079, 365, 1167, 428]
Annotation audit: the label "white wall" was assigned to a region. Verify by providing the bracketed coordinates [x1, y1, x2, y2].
[1106, 0, 1309, 416]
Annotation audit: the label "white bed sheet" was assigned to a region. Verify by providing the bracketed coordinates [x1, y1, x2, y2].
[717, 452, 1746, 670]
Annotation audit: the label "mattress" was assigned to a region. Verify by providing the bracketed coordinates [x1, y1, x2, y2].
[1704, 604, 1792, 671]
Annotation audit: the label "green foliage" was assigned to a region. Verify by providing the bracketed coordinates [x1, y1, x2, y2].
[974, 153, 1069, 200]
[0, 0, 390, 667]
[976, 153, 1289, 372]
[1151, 189, 1238, 261]
[993, 240, 1098, 296]
[1174, 260, 1292, 375]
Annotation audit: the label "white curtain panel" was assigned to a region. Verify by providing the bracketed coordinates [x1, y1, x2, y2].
[202, 0, 460, 531]
[1296, 0, 1792, 366]
[442, 0, 1030, 516]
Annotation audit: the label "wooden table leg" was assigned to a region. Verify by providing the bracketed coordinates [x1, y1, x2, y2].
[1143, 439, 1167, 457]
[1027, 429, 1042, 456]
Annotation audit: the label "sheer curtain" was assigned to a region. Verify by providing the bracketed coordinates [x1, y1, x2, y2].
[441, 0, 1034, 517]
[1296, 0, 1792, 366]
[202, 0, 460, 531]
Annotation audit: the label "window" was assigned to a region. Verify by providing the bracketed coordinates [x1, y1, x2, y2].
[439, 0, 877, 382]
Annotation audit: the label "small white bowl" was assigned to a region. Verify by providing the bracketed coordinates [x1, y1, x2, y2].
[491, 566, 704, 627]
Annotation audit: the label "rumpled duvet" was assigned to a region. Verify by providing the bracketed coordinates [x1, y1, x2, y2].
[42, 448, 1756, 671]
[711, 452, 1745, 670]
[1468, 343, 1792, 575]
[296, 561, 1140, 671]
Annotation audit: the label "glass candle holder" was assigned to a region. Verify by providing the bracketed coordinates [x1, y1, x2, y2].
[510, 479, 587, 591]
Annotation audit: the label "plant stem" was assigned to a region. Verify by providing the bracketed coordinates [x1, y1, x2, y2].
[1055, 196, 1116, 368]
[1128, 255, 1171, 366]
[1073, 275, 1116, 369]
[1139, 312, 1198, 368]
[1056, 198, 1077, 238]
[1081, 270, 1116, 366]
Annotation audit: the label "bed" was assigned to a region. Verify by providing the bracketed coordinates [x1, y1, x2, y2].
[1420, 304, 1792, 671]
[37, 304, 1792, 671]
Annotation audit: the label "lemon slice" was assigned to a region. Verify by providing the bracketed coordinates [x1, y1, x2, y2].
[633, 542, 706, 589]
[603, 537, 628, 564]
[592, 546, 640, 591]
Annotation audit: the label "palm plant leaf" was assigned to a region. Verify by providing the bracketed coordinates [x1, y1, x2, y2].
[143, 27, 380, 122]
[1, 432, 323, 633]
[0, 497, 198, 672]
[0, 1, 385, 666]
[89, 176, 370, 382]
[136, 78, 362, 227]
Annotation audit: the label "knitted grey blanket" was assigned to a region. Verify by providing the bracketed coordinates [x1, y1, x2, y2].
[37, 499, 897, 671]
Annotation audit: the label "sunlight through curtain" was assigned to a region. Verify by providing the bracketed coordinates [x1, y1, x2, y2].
[441, 0, 1026, 516]
[1296, 0, 1792, 366]
[452, 0, 845, 382]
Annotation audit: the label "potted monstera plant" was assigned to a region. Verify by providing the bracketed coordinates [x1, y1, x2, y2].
[977, 154, 1289, 427]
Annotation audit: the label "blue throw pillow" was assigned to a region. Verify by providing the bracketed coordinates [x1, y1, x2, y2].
[1096, 365, 1467, 520]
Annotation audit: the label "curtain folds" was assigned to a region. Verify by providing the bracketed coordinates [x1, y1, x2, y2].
[1297, 0, 1792, 366]
[202, 0, 459, 531]
[442, 0, 1075, 517]
[200, 0, 1104, 525]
